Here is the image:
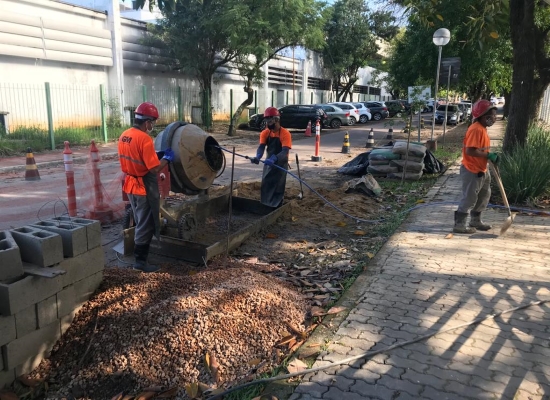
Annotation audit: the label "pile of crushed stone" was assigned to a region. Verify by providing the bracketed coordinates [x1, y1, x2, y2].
[31, 263, 309, 399]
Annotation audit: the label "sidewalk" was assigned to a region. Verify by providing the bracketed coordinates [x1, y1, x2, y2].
[289, 120, 550, 400]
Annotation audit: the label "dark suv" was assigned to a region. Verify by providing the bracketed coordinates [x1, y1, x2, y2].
[362, 101, 389, 121]
[249, 105, 328, 131]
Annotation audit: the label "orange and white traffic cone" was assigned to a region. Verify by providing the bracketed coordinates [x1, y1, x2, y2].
[365, 128, 375, 148]
[305, 120, 312, 137]
[311, 119, 322, 162]
[85, 140, 114, 223]
[25, 147, 40, 181]
[386, 127, 394, 140]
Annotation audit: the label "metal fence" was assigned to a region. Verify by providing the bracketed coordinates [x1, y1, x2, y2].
[0, 81, 386, 152]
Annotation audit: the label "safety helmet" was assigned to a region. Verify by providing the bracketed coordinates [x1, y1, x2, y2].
[472, 100, 496, 119]
[135, 102, 159, 120]
[264, 107, 280, 117]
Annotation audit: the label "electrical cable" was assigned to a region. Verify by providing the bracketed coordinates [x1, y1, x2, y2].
[207, 299, 550, 399]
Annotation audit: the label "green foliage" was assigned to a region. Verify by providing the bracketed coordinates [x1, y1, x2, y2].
[106, 97, 123, 128]
[498, 123, 550, 203]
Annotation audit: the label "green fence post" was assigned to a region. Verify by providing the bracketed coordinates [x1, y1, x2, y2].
[299, 91, 302, 104]
[44, 82, 55, 150]
[142, 85, 147, 102]
[254, 90, 257, 115]
[271, 91, 274, 107]
[321, 92, 324, 104]
[100, 84, 108, 142]
[310, 92, 313, 104]
[230, 89, 233, 122]
[286, 91, 289, 105]
[177, 87, 183, 121]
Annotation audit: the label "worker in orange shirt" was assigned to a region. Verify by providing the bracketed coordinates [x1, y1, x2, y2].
[250, 107, 292, 207]
[118, 102, 174, 272]
[454, 99, 499, 234]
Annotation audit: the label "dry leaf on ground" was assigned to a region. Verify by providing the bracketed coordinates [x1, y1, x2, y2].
[287, 359, 308, 374]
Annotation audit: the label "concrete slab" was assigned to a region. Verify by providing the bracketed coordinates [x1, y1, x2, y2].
[0, 231, 23, 282]
[30, 221, 87, 258]
[36, 295, 57, 328]
[47, 217, 101, 250]
[9, 226, 63, 268]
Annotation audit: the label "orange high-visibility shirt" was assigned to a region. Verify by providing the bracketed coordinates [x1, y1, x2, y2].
[259, 127, 292, 148]
[118, 127, 160, 195]
[462, 122, 490, 174]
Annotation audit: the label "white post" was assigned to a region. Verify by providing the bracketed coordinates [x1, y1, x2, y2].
[105, 0, 125, 118]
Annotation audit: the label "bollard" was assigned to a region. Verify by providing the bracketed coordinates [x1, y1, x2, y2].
[311, 119, 323, 162]
[365, 128, 375, 148]
[63, 141, 77, 217]
[86, 140, 114, 223]
[24, 147, 40, 181]
[305, 120, 312, 137]
[386, 127, 393, 140]
[341, 131, 351, 154]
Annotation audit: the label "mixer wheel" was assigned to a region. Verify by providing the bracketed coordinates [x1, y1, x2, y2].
[178, 213, 197, 240]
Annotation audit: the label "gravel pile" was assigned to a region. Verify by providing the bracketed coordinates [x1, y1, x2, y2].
[31, 263, 309, 399]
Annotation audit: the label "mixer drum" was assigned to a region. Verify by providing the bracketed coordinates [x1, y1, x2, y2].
[154, 122, 224, 193]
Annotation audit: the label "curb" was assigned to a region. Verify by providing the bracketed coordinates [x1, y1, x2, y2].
[0, 152, 119, 174]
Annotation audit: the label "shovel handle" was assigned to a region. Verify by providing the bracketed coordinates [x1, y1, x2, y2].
[295, 154, 304, 197]
[489, 161, 511, 216]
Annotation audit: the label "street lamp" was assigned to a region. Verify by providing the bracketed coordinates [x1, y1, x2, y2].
[430, 28, 451, 142]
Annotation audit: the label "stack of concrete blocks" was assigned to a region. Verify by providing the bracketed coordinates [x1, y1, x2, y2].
[0, 217, 104, 389]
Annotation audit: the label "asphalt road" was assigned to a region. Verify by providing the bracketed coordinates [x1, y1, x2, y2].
[0, 114, 432, 230]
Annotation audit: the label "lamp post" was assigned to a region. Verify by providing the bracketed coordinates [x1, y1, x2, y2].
[430, 28, 451, 142]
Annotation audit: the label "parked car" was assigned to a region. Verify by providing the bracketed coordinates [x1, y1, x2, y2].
[362, 101, 389, 121]
[459, 101, 472, 117]
[350, 102, 372, 123]
[248, 105, 328, 131]
[385, 100, 406, 117]
[497, 96, 505, 104]
[434, 104, 461, 125]
[456, 103, 470, 120]
[317, 104, 353, 128]
[328, 102, 360, 125]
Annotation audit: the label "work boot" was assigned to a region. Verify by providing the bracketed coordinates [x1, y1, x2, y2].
[469, 211, 492, 231]
[453, 211, 477, 234]
[133, 244, 160, 273]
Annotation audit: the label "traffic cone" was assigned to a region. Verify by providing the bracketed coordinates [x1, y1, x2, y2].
[305, 120, 312, 137]
[341, 132, 351, 154]
[386, 127, 393, 140]
[365, 128, 375, 148]
[25, 147, 40, 181]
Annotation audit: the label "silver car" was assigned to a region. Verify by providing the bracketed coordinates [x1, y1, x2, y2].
[318, 104, 354, 128]
[328, 102, 360, 125]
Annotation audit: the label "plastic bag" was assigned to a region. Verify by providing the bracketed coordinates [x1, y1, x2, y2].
[423, 149, 446, 174]
[337, 152, 370, 176]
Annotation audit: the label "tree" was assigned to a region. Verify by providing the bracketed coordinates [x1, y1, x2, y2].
[322, 0, 388, 101]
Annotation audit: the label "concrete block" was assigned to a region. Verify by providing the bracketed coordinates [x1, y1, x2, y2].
[30, 221, 87, 258]
[37, 295, 57, 328]
[0, 274, 63, 316]
[0, 231, 23, 282]
[60, 310, 77, 335]
[0, 314, 16, 347]
[0, 368, 15, 390]
[2, 320, 60, 370]
[9, 226, 63, 268]
[14, 305, 37, 338]
[74, 271, 104, 307]
[48, 217, 101, 250]
[56, 285, 75, 318]
[57, 246, 104, 288]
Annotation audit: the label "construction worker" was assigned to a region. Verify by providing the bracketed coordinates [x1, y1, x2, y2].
[118, 102, 174, 272]
[250, 107, 292, 207]
[454, 99, 498, 234]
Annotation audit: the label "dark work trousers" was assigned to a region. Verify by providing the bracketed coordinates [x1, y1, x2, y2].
[127, 171, 161, 246]
[457, 165, 491, 214]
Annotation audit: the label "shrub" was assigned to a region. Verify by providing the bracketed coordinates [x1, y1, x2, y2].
[499, 123, 550, 203]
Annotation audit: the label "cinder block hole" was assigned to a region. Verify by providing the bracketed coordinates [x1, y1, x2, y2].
[58, 224, 76, 230]
[0, 239, 10, 251]
[32, 231, 54, 238]
[51, 217, 71, 222]
[0, 232, 6, 240]
[14, 227, 34, 233]
[35, 222, 56, 227]
[73, 219, 92, 225]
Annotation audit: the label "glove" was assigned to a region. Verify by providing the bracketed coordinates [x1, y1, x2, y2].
[162, 148, 175, 163]
[250, 157, 260, 164]
[156, 151, 165, 160]
[487, 152, 499, 164]
[264, 154, 278, 167]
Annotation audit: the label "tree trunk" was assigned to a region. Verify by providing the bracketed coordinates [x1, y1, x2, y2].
[199, 74, 213, 131]
[502, 91, 511, 120]
[228, 83, 254, 136]
[528, 78, 547, 122]
[504, 0, 536, 153]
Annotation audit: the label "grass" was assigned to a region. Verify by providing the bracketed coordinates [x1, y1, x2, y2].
[499, 123, 550, 204]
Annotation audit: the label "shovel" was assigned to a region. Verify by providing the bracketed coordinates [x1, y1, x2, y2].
[488, 160, 514, 235]
[295, 154, 304, 199]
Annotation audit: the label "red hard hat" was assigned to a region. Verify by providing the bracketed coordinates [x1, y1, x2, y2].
[472, 100, 496, 119]
[264, 107, 280, 117]
[135, 102, 159, 120]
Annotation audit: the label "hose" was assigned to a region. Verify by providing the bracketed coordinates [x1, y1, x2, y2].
[207, 299, 550, 399]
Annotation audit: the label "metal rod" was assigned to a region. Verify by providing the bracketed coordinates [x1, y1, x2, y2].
[443, 65, 452, 144]
[431, 45, 443, 141]
[225, 147, 236, 263]
[295, 154, 304, 199]
[100, 84, 107, 143]
[45, 82, 55, 150]
[402, 112, 413, 186]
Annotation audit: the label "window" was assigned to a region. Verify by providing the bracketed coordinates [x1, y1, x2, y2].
[323, 106, 335, 112]
[307, 77, 332, 90]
